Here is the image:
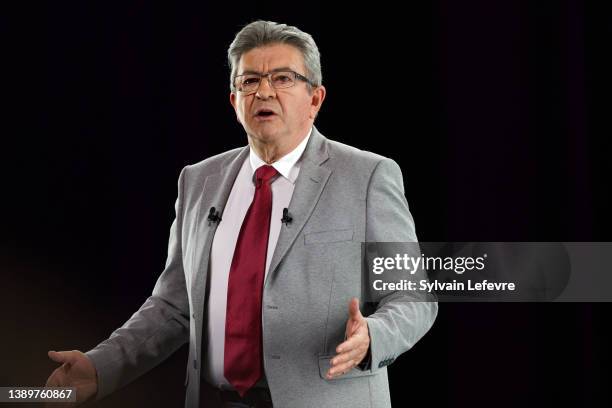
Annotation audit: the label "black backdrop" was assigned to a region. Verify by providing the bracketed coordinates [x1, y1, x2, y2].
[2, 1, 611, 407]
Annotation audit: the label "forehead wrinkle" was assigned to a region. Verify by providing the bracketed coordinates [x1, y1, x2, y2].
[238, 45, 305, 76]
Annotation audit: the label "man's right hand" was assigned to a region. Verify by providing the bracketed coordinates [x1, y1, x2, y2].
[45, 350, 98, 404]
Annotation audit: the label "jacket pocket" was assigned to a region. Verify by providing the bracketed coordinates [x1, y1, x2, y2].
[305, 228, 354, 245]
[318, 354, 376, 381]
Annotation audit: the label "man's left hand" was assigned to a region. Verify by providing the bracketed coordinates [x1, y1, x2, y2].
[326, 297, 370, 379]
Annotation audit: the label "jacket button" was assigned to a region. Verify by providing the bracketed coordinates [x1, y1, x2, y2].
[378, 361, 384, 368]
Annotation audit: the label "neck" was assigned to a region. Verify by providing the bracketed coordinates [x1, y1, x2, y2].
[249, 126, 310, 164]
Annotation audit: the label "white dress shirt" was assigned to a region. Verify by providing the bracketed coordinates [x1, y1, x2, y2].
[204, 127, 312, 388]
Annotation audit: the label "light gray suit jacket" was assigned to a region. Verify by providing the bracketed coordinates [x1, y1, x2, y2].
[86, 126, 438, 407]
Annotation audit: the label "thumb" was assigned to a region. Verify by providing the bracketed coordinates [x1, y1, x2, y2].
[48, 350, 73, 365]
[348, 297, 363, 321]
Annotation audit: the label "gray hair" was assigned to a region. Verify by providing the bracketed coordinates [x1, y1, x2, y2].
[227, 20, 322, 92]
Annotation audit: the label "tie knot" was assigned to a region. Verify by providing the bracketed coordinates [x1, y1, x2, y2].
[255, 165, 278, 186]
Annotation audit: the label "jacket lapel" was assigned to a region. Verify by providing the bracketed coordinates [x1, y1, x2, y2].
[265, 127, 332, 286]
[191, 146, 249, 323]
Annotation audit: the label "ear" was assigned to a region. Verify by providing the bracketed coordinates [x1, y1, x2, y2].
[229, 92, 241, 123]
[309, 85, 326, 119]
[230, 92, 237, 111]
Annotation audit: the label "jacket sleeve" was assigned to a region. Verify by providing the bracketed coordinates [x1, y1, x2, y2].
[85, 167, 190, 400]
[363, 158, 438, 373]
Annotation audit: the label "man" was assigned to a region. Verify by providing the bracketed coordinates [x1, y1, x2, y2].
[45, 20, 437, 407]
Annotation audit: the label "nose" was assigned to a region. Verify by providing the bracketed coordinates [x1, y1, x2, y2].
[255, 75, 276, 100]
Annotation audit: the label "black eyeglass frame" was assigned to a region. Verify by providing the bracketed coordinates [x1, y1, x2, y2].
[233, 70, 314, 93]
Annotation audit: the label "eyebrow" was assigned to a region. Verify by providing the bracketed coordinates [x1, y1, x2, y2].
[238, 67, 295, 75]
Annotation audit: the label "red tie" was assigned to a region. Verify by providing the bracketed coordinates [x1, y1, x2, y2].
[224, 164, 278, 396]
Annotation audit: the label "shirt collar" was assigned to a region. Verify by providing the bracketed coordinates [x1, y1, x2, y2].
[249, 126, 312, 184]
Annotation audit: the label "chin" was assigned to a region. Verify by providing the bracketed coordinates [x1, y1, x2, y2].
[250, 127, 281, 142]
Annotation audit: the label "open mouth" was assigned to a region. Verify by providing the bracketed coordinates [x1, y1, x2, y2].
[255, 108, 275, 119]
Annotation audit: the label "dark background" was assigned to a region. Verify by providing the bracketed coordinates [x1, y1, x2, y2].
[2, 1, 611, 407]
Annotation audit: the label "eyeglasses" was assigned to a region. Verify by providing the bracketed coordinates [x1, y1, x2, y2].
[233, 70, 313, 94]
